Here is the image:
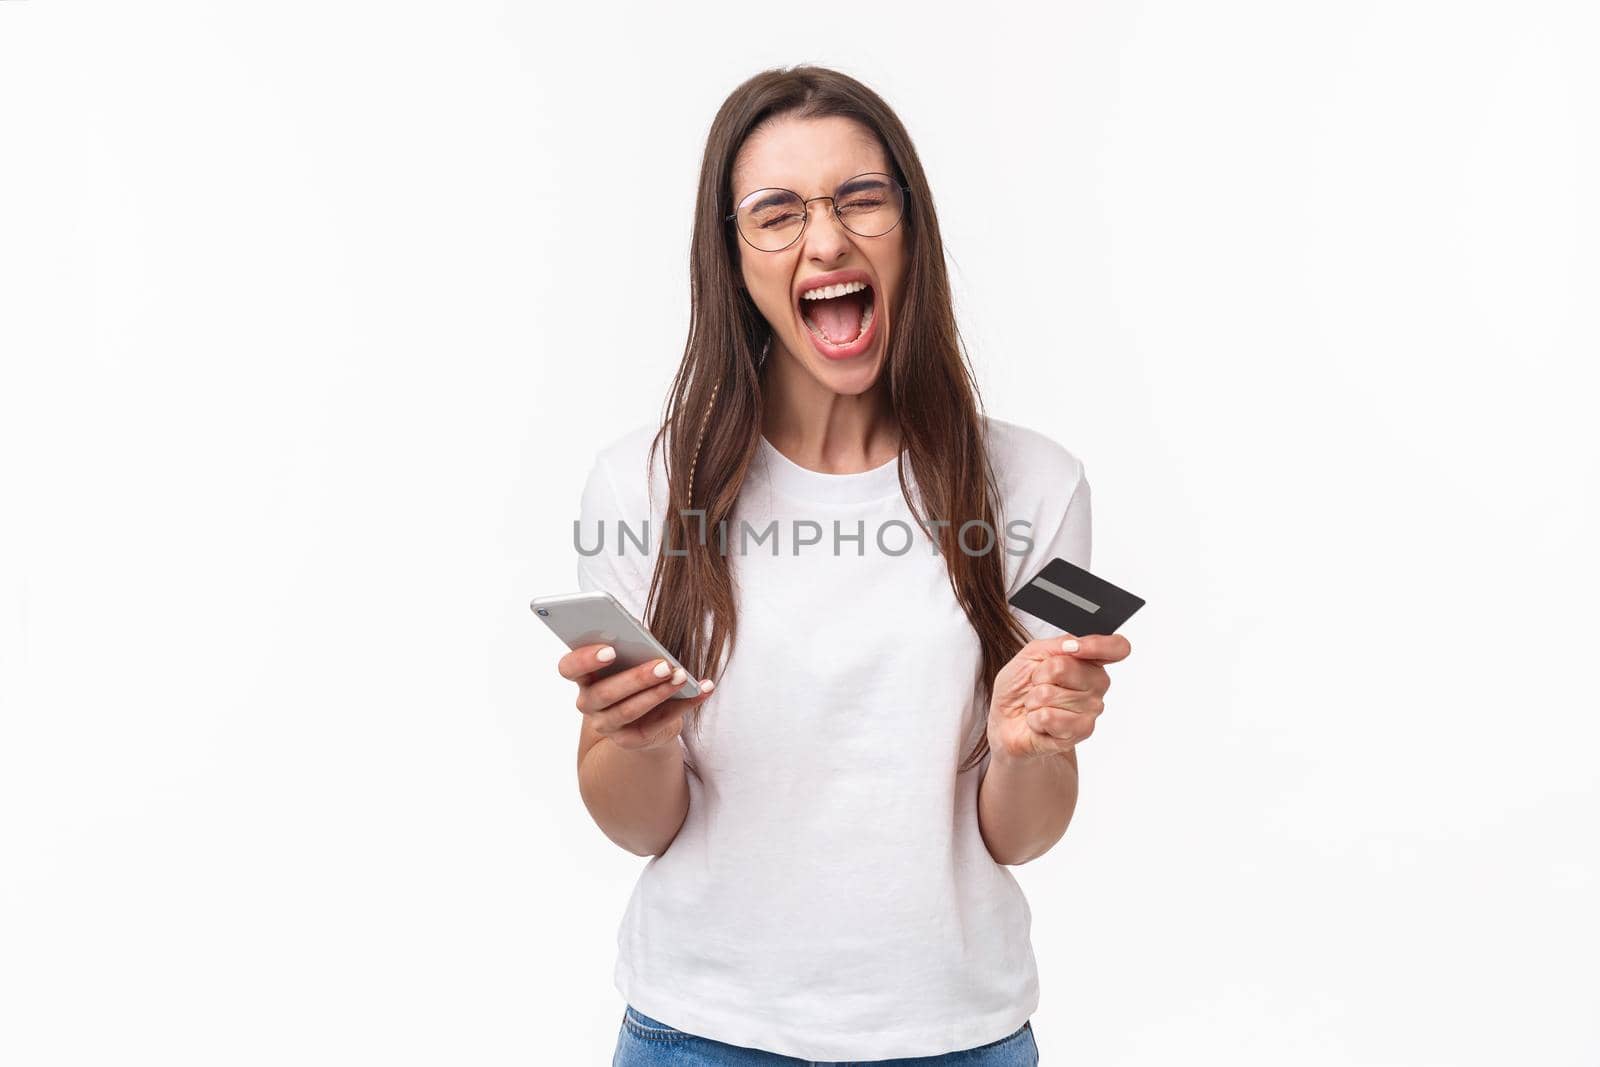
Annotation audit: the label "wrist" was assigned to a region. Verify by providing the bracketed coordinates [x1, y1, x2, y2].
[632, 737, 684, 765]
[988, 739, 1076, 773]
[592, 732, 683, 769]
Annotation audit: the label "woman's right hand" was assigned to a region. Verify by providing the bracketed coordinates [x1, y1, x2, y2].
[559, 644, 716, 752]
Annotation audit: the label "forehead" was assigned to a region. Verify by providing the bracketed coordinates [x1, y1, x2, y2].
[731, 115, 890, 199]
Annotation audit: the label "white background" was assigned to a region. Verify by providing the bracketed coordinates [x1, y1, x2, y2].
[2, 2, 1596, 1063]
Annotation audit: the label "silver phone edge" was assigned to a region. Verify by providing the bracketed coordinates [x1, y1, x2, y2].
[530, 590, 703, 699]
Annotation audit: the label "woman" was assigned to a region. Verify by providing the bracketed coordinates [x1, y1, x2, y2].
[562, 65, 1133, 1065]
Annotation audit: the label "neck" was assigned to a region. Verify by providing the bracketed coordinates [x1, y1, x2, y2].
[760, 347, 901, 475]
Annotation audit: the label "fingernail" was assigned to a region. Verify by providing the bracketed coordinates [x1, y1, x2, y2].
[596, 646, 616, 662]
[671, 667, 687, 685]
[653, 661, 671, 678]
[1060, 638, 1080, 653]
[701, 679, 716, 692]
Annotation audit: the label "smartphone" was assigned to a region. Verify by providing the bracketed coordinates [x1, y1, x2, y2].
[529, 590, 703, 700]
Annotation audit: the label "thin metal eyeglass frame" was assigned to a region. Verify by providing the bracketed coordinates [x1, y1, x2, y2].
[725, 172, 911, 252]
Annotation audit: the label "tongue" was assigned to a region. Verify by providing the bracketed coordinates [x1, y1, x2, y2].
[808, 290, 868, 343]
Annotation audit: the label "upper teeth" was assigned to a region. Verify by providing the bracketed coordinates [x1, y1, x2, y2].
[801, 280, 869, 301]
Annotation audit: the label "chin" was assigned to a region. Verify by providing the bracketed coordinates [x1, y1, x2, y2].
[813, 364, 881, 396]
[795, 313, 884, 373]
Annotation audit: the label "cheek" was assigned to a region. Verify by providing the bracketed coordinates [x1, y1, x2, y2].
[747, 265, 794, 322]
[880, 241, 908, 314]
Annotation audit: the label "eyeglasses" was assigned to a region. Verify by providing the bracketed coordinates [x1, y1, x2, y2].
[726, 172, 910, 253]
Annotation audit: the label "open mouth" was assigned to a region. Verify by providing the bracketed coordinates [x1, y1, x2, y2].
[798, 280, 877, 353]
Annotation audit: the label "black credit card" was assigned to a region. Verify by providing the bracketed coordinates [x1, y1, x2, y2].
[1008, 556, 1145, 637]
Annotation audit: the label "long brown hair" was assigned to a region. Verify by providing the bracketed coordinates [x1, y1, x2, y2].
[638, 64, 1032, 774]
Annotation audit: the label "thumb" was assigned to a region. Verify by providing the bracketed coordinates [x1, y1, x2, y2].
[1018, 634, 1080, 660]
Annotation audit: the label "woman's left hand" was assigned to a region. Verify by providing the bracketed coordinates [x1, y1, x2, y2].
[986, 633, 1132, 761]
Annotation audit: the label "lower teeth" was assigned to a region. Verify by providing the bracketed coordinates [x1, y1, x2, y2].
[804, 301, 875, 347]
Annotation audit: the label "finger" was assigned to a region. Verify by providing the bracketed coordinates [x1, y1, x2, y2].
[602, 684, 719, 748]
[592, 671, 716, 732]
[1017, 634, 1081, 662]
[610, 699, 690, 750]
[1034, 656, 1106, 694]
[557, 643, 620, 681]
[579, 658, 687, 714]
[1025, 706, 1097, 744]
[1021, 683, 1103, 715]
[1059, 632, 1132, 664]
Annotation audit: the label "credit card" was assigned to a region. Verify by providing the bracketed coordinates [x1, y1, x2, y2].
[1008, 556, 1145, 637]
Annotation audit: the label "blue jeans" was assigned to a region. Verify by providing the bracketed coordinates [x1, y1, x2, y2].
[612, 1004, 1040, 1066]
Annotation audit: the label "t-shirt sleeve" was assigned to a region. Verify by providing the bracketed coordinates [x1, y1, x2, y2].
[1007, 463, 1093, 644]
[574, 453, 652, 622]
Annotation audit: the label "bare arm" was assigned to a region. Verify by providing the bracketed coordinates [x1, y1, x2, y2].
[566, 645, 711, 858]
[977, 631, 1129, 865]
[977, 747, 1079, 866]
[577, 714, 690, 858]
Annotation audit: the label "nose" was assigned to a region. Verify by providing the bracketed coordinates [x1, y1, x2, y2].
[800, 197, 853, 260]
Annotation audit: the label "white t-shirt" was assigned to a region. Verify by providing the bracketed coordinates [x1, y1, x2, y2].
[574, 414, 1092, 1061]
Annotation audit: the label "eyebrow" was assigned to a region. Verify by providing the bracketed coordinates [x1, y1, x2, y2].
[739, 173, 893, 210]
[835, 174, 890, 196]
[745, 190, 796, 213]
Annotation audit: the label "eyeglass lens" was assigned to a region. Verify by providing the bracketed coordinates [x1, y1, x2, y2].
[734, 173, 904, 252]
